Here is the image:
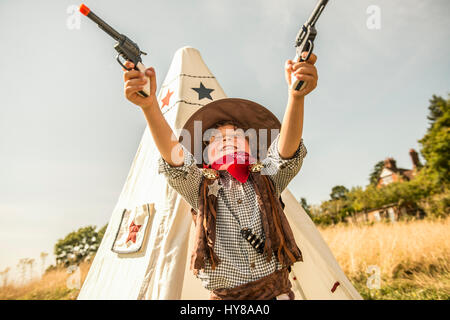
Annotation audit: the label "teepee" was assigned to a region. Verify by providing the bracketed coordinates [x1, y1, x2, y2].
[78, 46, 362, 300]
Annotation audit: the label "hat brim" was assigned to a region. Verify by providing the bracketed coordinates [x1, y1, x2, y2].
[179, 98, 281, 166]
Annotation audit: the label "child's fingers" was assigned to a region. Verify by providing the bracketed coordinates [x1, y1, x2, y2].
[291, 61, 310, 70]
[292, 74, 317, 95]
[145, 67, 157, 96]
[123, 61, 134, 70]
[291, 62, 317, 76]
[285, 59, 294, 71]
[124, 85, 146, 102]
[125, 85, 145, 95]
[124, 69, 143, 81]
[294, 74, 315, 82]
[295, 74, 317, 93]
[307, 53, 317, 65]
[293, 65, 318, 78]
[285, 59, 294, 85]
[300, 52, 318, 65]
[125, 77, 147, 88]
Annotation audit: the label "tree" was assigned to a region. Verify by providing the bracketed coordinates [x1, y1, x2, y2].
[97, 224, 107, 242]
[419, 94, 450, 184]
[369, 160, 385, 186]
[426, 95, 445, 124]
[299, 197, 312, 217]
[0, 268, 10, 287]
[330, 185, 349, 200]
[54, 224, 107, 267]
[17, 259, 28, 285]
[40, 252, 48, 277]
[26, 258, 35, 282]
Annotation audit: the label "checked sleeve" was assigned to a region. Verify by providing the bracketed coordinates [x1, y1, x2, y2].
[158, 144, 202, 211]
[261, 133, 308, 196]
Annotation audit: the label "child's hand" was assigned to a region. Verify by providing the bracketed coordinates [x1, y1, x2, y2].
[285, 52, 318, 98]
[123, 61, 158, 110]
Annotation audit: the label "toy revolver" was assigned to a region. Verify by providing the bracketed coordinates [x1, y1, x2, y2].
[291, 0, 329, 91]
[79, 4, 151, 97]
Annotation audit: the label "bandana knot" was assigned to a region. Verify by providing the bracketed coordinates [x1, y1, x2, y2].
[210, 151, 256, 183]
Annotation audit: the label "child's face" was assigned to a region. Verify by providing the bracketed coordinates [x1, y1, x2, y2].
[207, 124, 250, 165]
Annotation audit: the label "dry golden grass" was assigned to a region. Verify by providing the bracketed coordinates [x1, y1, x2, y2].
[318, 216, 450, 299]
[0, 261, 91, 300]
[318, 217, 450, 278]
[1, 218, 449, 299]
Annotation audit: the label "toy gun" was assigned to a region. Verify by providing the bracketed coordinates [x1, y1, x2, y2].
[291, 0, 329, 91]
[79, 4, 151, 97]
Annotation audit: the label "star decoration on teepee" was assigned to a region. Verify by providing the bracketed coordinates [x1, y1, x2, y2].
[126, 221, 142, 244]
[161, 89, 174, 108]
[208, 179, 222, 197]
[192, 82, 214, 100]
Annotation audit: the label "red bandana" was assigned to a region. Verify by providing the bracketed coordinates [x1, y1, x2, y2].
[210, 151, 256, 183]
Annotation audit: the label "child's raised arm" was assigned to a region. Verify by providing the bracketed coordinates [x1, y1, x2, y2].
[123, 61, 184, 167]
[278, 52, 318, 159]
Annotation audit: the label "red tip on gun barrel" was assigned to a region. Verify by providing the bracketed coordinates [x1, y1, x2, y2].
[79, 4, 90, 16]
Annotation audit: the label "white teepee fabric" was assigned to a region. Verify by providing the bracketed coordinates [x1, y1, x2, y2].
[78, 46, 362, 300]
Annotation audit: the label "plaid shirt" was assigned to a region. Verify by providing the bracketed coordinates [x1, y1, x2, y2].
[158, 133, 307, 291]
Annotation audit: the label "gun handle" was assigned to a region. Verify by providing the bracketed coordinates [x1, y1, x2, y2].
[290, 56, 307, 91]
[291, 75, 307, 91]
[134, 62, 151, 98]
[290, 39, 315, 92]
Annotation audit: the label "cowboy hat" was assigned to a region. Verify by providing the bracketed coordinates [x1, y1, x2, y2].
[179, 98, 281, 166]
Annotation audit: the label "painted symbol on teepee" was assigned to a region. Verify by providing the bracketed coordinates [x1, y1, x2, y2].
[331, 281, 340, 293]
[208, 180, 222, 197]
[126, 221, 142, 243]
[161, 89, 174, 109]
[192, 82, 214, 100]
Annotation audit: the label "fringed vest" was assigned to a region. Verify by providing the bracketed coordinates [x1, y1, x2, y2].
[189, 167, 303, 276]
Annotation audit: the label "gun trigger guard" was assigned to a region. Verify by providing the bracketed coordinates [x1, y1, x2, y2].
[116, 54, 132, 71]
[304, 40, 314, 61]
[300, 40, 314, 62]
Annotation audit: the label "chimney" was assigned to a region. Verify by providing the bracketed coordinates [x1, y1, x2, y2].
[409, 149, 421, 169]
[384, 158, 397, 171]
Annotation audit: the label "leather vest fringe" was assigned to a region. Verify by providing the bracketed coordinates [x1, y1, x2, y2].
[210, 267, 295, 300]
[189, 170, 303, 276]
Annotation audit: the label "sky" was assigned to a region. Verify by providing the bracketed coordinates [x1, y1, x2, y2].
[0, 0, 449, 280]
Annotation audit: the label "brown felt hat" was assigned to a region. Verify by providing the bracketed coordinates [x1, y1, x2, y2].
[179, 98, 281, 166]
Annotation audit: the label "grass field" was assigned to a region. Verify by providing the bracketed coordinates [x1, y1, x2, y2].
[1, 217, 449, 300]
[318, 217, 450, 300]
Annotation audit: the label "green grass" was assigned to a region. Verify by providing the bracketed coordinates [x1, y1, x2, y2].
[351, 272, 450, 300]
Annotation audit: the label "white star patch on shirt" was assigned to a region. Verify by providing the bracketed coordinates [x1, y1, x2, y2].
[208, 179, 222, 197]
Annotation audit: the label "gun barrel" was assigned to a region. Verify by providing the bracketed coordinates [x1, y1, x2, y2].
[79, 4, 121, 41]
[306, 0, 329, 27]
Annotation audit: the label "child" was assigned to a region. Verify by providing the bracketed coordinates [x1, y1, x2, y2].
[123, 52, 318, 300]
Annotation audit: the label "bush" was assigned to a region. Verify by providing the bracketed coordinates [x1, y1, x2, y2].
[54, 224, 107, 267]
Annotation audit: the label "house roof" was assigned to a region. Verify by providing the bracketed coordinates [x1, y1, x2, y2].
[377, 166, 414, 185]
[398, 168, 414, 180]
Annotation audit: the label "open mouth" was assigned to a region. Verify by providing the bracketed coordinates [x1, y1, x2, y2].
[222, 145, 237, 152]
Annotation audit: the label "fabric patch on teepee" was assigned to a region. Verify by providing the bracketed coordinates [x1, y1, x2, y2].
[111, 203, 155, 254]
